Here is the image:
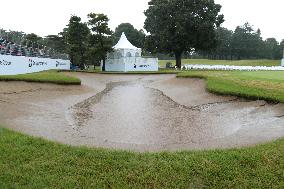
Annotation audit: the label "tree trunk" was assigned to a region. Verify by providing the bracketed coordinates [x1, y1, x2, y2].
[92, 59, 96, 70]
[102, 58, 106, 71]
[79, 51, 85, 70]
[175, 51, 182, 68]
[70, 54, 74, 68]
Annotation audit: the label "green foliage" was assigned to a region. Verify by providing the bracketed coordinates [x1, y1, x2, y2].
[0, 128, 283, 188]
[0, 29, 26, 45]
[214, 27, 233, 59]
[177, 70, 284, 102]
[144, 0, 224, 68]
[24, 33, 42, 48]
[264, 38, 281, 59]
[44, 35, 67, 54]
[231, 23, 263, 59]
[114, 23, 145, 48]
[0, 71, 81, 85]
[201, 23, 284, 60]
[66, 15, 90, 69]
[87, 13, 114, 71]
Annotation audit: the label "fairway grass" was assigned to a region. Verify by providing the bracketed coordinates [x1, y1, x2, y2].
[159, 59, 281, 68]
[0, 70, 81, 85]
[178, 70, 284, 103]
[0, 128, 283, 189]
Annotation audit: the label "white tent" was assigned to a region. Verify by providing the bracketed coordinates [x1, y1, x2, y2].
[114, 32, 139, 49]
[104, 33, 158, 72]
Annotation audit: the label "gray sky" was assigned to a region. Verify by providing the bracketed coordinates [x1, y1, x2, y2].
[1, 0, 283, 42]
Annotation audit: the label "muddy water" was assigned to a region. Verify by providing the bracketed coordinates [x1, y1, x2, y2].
[0, 73, 283, 152]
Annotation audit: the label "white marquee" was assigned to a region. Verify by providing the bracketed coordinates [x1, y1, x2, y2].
[104, 32, 158, 72]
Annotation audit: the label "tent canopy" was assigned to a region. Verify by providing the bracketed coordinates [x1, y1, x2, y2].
[113, 32, 140, 49]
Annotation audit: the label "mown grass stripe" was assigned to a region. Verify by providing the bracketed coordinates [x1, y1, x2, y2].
[177, 70, 284, 103]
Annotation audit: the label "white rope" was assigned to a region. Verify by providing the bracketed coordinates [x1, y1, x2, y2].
[182, 64, 284, 71]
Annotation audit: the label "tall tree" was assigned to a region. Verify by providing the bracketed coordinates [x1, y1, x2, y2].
[114, 23, 145, 48]
[25, 33, 42, 48]
[213, 27, 233, 60]
[231, 23, 264, 59]
[144, 0, 224, 68]
[44, 35, 66, 54]
[87, 13, 113, 71]
[279, 40, 284, 59]
[66, 15, 90, 69]
[264, 38, 279, 59]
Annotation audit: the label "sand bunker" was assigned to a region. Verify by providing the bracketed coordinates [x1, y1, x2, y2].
[0, 73, 283, 152]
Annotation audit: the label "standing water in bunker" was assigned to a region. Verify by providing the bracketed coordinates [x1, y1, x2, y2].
[1, 73, 284, 152]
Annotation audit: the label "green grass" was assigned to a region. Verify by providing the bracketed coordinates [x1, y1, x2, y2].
[0, 128, 283, 189]
[159, 59, 281, 68]
[0, 70, 81, 85]
[178, 70, 284, 102]
[1, 61, 284, 188]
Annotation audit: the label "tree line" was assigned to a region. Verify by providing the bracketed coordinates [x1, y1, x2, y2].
[65, 15, 149, 70]
[199, 23, 284, 60]
[1, 0, 284, 69]
[0, 15, 146, 70]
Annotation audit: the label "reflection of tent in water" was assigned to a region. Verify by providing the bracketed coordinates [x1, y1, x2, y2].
[103, 32, 158, 72]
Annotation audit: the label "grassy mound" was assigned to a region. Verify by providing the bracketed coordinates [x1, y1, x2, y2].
[178, 70, 284, 102]
[0, 70, 81, 85]
[0, 128, 283, 188]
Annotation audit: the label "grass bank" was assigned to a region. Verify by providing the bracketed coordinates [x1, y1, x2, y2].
[0, 128, 283, 189]
[178, 70, 284, 102]
[159, 59, 281, 68]
[0, 70, 81, 85]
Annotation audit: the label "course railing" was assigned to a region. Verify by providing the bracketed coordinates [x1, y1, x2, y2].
[182, 64, 284, 71]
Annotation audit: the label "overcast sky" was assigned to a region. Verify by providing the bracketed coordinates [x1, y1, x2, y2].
[0, 0, 283, 42]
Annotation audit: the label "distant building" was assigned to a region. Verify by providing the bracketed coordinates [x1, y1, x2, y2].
[104, 32, 158, 72]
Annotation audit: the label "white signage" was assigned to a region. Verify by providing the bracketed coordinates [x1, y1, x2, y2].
[0, 55, 70, 75]
[105, 57, 158, 72]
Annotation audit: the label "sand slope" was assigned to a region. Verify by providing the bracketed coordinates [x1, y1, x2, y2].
[0, 73, 283, 152]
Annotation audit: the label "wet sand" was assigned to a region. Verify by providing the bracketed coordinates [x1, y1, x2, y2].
[0, 73, 283, 152]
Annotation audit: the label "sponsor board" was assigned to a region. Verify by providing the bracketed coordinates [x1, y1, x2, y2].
[105, 57, 158, 72]
[0, 59, 12, 66]
[0, 55, 70, 75]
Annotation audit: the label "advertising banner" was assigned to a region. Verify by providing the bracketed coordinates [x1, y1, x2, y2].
[0, 55, 70, 75]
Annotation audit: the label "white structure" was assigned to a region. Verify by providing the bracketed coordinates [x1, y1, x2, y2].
[0, 55, 70, 75]
[104, 32, 158, 72]
[183, 64, 284, 71]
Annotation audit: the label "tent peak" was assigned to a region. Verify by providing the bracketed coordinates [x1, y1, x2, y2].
[113, 32, 139, 49]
